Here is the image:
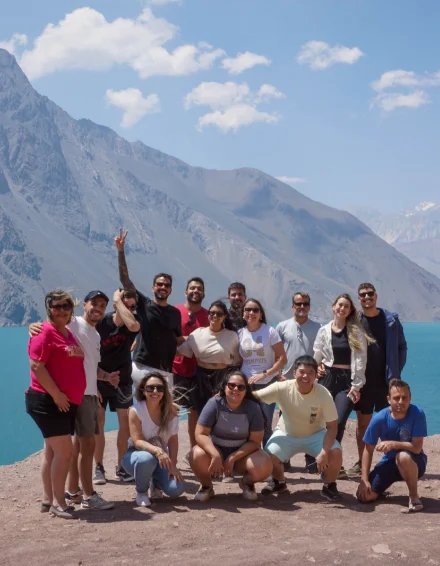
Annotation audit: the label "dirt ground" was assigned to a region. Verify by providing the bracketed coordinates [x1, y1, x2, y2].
[1, 419, 440, 566]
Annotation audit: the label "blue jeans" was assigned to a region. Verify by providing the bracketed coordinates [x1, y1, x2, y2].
[122, 448, 185, 497]
[251, 379, 277, 447]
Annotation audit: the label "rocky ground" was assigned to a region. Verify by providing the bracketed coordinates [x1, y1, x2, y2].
[1, 420, 439, 566]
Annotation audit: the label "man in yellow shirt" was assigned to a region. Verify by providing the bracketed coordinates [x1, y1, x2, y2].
[254, 355, 343, 501]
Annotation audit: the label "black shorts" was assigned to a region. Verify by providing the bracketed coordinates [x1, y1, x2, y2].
[25, 388, 78, 439]
[173, 374, 195, 410]
[355, 383, 389, 415]
[369, 452, 427, 494]
[98, 381, 133, 412]
[192, 366, 231, 414]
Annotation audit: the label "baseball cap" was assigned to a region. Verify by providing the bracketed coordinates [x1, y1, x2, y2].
[84, 290, 109, 303]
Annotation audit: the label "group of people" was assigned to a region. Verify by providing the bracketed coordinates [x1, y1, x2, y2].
[25, 228, 428, 519]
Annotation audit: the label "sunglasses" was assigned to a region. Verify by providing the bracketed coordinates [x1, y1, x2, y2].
[155, 282, 171, 289]
[244, 307, 260, 313]
[359, 291, 375, 298]
[293, 301, 310, 307]
[227, 382, 247, 392]
[144, 385, 166, 393]
[49, 303, 72, 311]
[126, 305, 136, 312]
[209, 311, 225, 317]
[187, 312, 196, 327]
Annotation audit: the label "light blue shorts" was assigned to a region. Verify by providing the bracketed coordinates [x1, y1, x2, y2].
[265, 428, 342, 462]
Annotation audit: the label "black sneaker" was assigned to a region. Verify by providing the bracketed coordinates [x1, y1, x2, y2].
[283, 460, 293, 472]
[261, 478, 288, 495]
[115, 466, 134, 482]
[320, 482, 341, 502]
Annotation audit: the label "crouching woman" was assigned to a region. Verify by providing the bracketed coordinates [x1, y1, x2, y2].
[122, 373, 185, 507]
[191, 371, 273, 502]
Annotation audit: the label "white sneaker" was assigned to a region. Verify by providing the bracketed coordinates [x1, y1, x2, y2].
[81, 492, 114, 510]
[194, 486, 214, 502]
[136, 493, 151, 507]
[240, 479, 258, 501]
[93, 464, 106, 485]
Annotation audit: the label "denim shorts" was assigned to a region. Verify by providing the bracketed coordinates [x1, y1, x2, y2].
[265, 428, 342, 462]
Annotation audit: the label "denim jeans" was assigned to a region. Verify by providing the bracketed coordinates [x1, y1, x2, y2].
[122, 448, 185, 497]
[251, 378, 277, 447]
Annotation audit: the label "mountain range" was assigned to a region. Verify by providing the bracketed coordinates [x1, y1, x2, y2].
[1, 47, 440, 325]
[349, 202, 440, 279]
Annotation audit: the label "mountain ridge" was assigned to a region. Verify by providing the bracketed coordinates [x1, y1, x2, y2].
[1, 48, 440, 325]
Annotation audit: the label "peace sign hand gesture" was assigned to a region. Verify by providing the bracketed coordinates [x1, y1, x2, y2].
[114, 227, 128, 252]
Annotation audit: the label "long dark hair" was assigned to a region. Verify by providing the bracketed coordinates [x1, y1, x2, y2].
[218, 370, 267, 429]
[209, 300, 235, 331]
[244, 298, 267, 325]
[134, 372, 174, 434]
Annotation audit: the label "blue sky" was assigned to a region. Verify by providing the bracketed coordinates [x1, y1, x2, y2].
[1, 0, 439, 212]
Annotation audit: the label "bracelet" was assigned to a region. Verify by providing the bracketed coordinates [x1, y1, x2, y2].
[156, 449, 164, 457]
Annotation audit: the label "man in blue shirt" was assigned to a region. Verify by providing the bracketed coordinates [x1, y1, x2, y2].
[357, 379, 427, 512]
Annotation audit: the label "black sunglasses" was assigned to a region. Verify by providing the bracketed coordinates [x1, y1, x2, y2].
[187, 312, 196, 327]
[144, 385, 166, 393]
[227, 382, 247, 392]
[209, 311, 225, 317]
[155, 282, 171, 289]
[293, 302, 310, 307]
[126, 305, 136, 312]
[49, 303, 72, 311]
[359, 291, 375, 298]
[244, 307, 260, 313]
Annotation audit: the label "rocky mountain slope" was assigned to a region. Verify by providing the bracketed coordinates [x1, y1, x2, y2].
[349, 203, 440, 279]
[1, 48, 440, 325]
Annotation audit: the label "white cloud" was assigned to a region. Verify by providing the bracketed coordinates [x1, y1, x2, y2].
[17, 7, 224, 80]
[197, 104, 279, 133]
[105, 88, 160, 127]
[372, 90, 430, 112]
[0, 33, 28, 55]
[276, 176, 307, 185]
[221, 51, 271, 75]
[297, 40, 364, 70]
[372, 69, 440, 92]
[185, 81, 284, 132]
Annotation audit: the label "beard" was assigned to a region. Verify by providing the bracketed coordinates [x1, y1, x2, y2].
[154, 290, 169, 302]
[187, 292, 204, 304]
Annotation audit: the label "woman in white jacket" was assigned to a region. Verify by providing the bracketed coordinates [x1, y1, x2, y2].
[314, 294, 371, 453]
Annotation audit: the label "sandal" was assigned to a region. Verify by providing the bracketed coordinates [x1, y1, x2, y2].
[401, 499, 423, 513]
[49, 505, 77, 519]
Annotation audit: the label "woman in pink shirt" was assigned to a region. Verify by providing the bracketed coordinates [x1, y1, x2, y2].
[26, 289, 86, 519]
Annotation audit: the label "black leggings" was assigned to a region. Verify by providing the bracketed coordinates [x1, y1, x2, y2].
[318, 367, 354, 443]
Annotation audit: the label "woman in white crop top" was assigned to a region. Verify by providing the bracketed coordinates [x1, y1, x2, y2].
[178, 300, 242, 414]
[122, 372, 185, 507]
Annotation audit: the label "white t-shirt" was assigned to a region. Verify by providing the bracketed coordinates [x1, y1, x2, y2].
[238, 324, 282, 384]
[128, 400, 179, 449]
[68, 316, 101, 396]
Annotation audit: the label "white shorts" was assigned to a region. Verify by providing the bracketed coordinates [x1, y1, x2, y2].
[131, 361, 173, 387]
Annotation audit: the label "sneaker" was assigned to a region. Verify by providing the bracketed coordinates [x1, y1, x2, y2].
[347, 460, 362, 477]
[321, 482, 341, 502]
[337, 466, 348, 480]
[93, 464, 106, 485]
[115, 466, 134, 482]
[222, 475, 235, 483]
[305, 454, 318, 474]
[283, 460, 293, 472]
[261, 478, 288, 495]
[194, 486, 215, 502]
[81, 492, 114, 510]
[240, 479, 258, 501]
[49, 505, 77, 519]
[135, 493, 151, 507]
[65, 489, 83, 505]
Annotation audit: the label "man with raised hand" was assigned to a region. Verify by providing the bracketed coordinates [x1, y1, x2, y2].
[347, 282, 408, 477]
[93, 289, 140, 485]
[357, 379, 427, 513]
[172, 277, 209, 450]
[115, 228, 183, 385]
[227, 282, 247, 331]
[255, 355, 343, 502]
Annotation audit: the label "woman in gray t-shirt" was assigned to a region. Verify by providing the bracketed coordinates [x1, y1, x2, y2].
[191, 371, 273, 502]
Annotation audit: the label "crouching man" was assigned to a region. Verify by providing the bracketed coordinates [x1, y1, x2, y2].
[357, 378, 427, 512]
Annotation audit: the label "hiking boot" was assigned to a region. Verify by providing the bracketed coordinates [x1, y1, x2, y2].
[93, 464, 106, 485]
[81, 492, 114, 510]
[261, 478, 288, 495]
[240, 479, 258, 501]
[347, 460, 362, 477]
[320, 482, 342, 502]
[194, 486, 215, 502]
[283, 460, 293, 472]
[115, 466, 134, 482]
[337, 466, 348, 480]
[65, 489, 83, 505]
[136, 493, 151, 507]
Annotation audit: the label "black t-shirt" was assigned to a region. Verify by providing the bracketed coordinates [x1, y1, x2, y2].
[228, 308, 247, 331]
[361, 309, 387, 385]
[133, 292, 182, 372]
[331, 327, 351, 365]
[96, 313, 139, 384]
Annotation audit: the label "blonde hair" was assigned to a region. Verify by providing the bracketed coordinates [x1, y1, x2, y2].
[45, 289, 79, 325]
[332, 293, 375, 351]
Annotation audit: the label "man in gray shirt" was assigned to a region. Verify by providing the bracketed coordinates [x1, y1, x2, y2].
[276, 291, 321, 471]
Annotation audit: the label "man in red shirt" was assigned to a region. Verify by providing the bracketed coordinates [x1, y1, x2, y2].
[172, 277, 209, 448]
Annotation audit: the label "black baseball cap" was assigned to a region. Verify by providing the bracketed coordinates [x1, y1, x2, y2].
[84, 290, 109, 303]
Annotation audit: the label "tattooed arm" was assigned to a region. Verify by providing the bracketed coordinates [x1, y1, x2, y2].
[114, 228, 136, 292]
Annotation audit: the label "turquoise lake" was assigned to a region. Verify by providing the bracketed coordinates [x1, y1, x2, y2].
[1, 323, 438, 466]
